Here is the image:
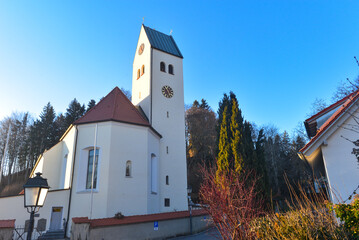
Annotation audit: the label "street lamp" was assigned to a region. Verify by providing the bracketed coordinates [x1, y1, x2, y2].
[23, 172, 50, 240]
[187, 186, 193, 234]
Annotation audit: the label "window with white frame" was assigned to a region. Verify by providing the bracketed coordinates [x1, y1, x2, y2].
[86, 149, 99, 189]
[151, 154, 158, 193]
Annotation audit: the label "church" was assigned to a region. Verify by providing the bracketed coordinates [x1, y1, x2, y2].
[0, 25, 189, 237]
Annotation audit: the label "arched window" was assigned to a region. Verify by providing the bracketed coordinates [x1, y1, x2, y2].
[168, 64, 174, 75]
[166, 175, 169, 185]
[141, 65, 145, 75]
[151, 154, 158, 193]
[137, 69, 140, 79]
[86, 149, 99, 189]
[160, 62, 166, 72]
[126, 161, 132, 177]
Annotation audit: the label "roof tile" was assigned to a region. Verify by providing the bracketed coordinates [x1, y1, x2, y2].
[301, 90, 359, 152]
[74, 87, 150, 127]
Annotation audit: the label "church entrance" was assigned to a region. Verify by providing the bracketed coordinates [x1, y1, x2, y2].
[49, 207, 63, 230]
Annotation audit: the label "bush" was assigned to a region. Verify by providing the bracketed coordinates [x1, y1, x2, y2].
[199, 167, 263, 240]
[251, 181, 349, 240]
[331, 196, 359, 239]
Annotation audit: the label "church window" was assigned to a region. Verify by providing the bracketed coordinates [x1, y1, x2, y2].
[125, 161, 132, 177]
[168, 64, 174, 75]
[164, 198, 170, 207]
[151, 154, 158, 194]
[166, 146, 168, 154]
[166, 175, 169, 185]
[160, 62, 166, 72]
[86, 149, 99, 189]
[137, 69, 140, 79]
[167, 111, 169, 118]
[141, 65, 145, 75]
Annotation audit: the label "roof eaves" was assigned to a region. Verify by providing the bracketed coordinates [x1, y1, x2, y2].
[305, 92, 355, 123]
[300, 91, 359, 153]
[170, 35, 183, 58]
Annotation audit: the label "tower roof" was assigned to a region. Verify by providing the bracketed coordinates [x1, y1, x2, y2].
[74, 87, 151, 127]
[143, 25, 183, 58]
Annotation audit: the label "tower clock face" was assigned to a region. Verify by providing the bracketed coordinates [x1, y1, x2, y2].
[162, 85, 174, 98]
[138, 43, 145, 55]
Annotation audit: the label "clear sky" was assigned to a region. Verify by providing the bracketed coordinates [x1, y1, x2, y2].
[1, 0, 359, 133]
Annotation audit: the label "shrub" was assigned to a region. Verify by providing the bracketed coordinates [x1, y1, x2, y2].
[199, 167, 263, 240]
[330, 195, 359, 239]
[251, 180, 349, 240]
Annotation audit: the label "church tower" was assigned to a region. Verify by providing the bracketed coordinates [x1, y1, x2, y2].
[132, 25, 188, 212]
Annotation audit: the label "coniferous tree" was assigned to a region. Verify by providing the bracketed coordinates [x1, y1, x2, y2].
[54, 113, 68, 141]
[230, 98, 244, 173]
[87, 99, 96, 112]
[255, 129, 270, 203]
[216, 106, 231, 178]
[65, 99, 85, 127]
[199, 99, 210, 110]
[38, 102, 57, 153]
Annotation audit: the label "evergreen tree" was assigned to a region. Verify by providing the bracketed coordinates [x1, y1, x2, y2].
[65, 99, 85, 126]
[54, 113, 67, 141]
[230, 98, 244, 173]
[87, 99, 96, 112]
[255, 129, 270, 203]
[38, 102, 57, 152]
[216, 106, 231, 178]
[199, 99, 210, 110]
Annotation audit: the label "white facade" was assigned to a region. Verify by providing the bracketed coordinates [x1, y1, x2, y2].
[0, 25, 188, 237]
[300, 96, 359, 204]
[132, 25, 188, 212]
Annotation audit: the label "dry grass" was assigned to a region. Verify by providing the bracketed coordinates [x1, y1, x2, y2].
[250, 178, 349, 240]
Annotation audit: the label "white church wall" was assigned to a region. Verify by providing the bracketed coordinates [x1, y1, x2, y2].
[147, 129, 160, 214]
[0, 189, 69, 231]
[32, 156, 44, 176]
[39, 142, 64, 190]
[151, 49, 188, 212]
[69, 122, 112, 222]
[61, 126, 77, 189]
[321, 109, 359, 204]
[106, 122, 151, 217]
[132, 26, 152, 120]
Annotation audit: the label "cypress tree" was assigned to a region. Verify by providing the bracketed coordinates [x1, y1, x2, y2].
[216, 106, 230, 178]
[230, 98, 244, 173]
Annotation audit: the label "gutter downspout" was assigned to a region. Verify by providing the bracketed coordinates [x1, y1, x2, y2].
[150, 47, 153, 124]
[64, 125, 79, 238]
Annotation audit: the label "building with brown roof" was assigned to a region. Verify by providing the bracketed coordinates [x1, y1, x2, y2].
[0, 25, 188, 238]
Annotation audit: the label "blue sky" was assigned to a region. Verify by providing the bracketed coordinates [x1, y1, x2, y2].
[1, 1, 359, 133]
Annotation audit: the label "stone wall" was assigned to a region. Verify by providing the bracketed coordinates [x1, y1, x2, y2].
[0, 220, 15, 240]
[71, 210, 210, 240]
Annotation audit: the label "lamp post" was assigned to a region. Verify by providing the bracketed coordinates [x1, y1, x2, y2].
[187, 186, 193, 235]
[23, 172, 49, 240]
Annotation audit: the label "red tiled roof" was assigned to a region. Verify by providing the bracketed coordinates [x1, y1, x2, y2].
[74, 87, 150, 127]
[0, 219, 15, 228]
[301, 90, 359, 152]
[72, 209, 207, 228]
[305, 92, 355, 123]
